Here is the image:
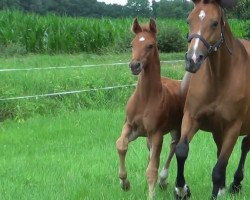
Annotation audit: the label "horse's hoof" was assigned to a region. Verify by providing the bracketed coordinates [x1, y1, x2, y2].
[120, 179, 130, 191]
[174, 185, 191, 200]
[229, 183, 242, 194]
[218, 187, 226, 196]
[159, 179, 168, 190]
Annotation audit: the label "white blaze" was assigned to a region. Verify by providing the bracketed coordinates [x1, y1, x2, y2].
[139, 37, 145, 42]
[199, 10, 206, 21]
[192, 31, 201, 63]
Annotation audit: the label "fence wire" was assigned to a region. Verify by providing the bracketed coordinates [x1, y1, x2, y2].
[0, 59, 184, 101]
[0, 60, 184, 72]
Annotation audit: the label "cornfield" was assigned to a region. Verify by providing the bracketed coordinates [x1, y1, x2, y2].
[0, 10, 248, 54]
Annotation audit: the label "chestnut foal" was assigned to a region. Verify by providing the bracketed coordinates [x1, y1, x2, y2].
[116, 18, 187, 199]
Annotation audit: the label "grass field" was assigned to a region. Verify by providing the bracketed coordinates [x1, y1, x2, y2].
[0, 52, 185, 121]
[0, 52, 249, 199]
[0, 109, 249, 200]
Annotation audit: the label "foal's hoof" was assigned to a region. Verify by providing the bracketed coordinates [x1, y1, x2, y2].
[120, 179, 130, 191]
[174, 185, 191, 200]
[159, 179, 168, 190]
[229, 183, 242, 194]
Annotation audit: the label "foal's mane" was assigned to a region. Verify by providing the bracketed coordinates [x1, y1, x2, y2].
[140, 24, 156, 35]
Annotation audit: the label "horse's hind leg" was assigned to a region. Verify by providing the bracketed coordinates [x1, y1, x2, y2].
[116, 122, 132, 191]
[230, 135, 250, 194]
[159, 131, 178, 190]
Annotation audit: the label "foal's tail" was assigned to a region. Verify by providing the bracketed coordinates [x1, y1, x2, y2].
[180, 72, 192, 108]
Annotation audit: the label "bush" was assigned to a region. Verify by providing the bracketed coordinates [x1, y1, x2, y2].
[157, 25, 186, 53]
[244, 21, 250, 39]
[0, 42, 27, 57]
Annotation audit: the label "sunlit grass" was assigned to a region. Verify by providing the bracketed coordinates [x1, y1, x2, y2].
[0, 110, 249, 199]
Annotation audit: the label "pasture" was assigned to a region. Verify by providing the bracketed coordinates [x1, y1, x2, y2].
[0, 53, 249, 199]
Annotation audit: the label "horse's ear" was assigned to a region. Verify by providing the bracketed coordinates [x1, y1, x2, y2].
[218, 0, 236, 8]
[149, 18, 157, 34]
[132, 18, 142, 34]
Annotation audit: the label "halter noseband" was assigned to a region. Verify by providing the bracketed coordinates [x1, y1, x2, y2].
[187, 17, 232, 56]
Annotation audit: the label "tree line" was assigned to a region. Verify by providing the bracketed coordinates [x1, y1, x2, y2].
[0, 0, 249, 19]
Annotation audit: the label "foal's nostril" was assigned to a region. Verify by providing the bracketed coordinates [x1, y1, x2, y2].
[134, 62, 140, 69]
[130, 62, 141, 70]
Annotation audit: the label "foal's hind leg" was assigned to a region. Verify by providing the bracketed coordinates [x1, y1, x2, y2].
[159, 131, 179, 190]
[116, 122, 132, 190]
[230, 135, 250, 194]
[146, 131, 163, 199]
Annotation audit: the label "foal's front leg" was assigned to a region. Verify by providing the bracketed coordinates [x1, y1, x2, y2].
[146, 131, 163, 199]
[116, 122, 132, 190]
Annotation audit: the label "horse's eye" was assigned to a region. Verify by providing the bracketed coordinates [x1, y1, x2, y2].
[186, 19, 190, 25]
[147, 44, 154, 49]
[212, 21, 219, 28]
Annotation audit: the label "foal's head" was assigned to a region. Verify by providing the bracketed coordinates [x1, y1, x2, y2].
[185, 0, 231, 73]
[129, 18, 157, 75]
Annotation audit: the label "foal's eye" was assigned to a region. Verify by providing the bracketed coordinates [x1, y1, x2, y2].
[212, 21, 219, 28]
[147, 44, 154, 49]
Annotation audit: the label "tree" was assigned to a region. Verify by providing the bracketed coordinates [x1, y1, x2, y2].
[156, 0, 192, 19]
[126, 0, 151, 17]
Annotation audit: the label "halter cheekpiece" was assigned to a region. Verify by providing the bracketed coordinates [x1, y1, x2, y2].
[187, 17, 232, 56]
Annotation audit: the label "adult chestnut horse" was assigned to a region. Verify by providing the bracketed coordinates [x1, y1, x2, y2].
[174, 0, 250, 199]
[116, 18, 187, 199]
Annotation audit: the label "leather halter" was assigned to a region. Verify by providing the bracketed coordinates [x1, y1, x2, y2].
[187, 17, 232, 56]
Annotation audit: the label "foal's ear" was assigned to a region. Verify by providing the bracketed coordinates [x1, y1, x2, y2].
[149, 18, 157, 34]
[132, 18, 142, 34]
[192, 0, 201, 4]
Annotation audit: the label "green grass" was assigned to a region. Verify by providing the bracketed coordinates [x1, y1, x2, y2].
[0, 52, 185, 121]
[0, 109, 249, 200]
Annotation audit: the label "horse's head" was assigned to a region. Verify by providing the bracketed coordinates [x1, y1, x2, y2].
[185, 0, 232, 73]
[129, 18, 157, 75]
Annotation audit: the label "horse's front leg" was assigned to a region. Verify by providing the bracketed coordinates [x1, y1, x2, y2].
[116, 122, 132, 190]
[175, 111, 198, 199]
[159, 130, 179, 189]
[212, 132, 226, 196]
[211, 121, 241, 199]
[146, 131, 163, 199]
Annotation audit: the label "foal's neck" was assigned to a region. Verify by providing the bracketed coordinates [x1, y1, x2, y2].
[137, 48, 162, 100]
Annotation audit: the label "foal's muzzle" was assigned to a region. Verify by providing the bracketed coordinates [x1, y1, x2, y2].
[129, 61, 142, 75]
[185, 50, 205, 73]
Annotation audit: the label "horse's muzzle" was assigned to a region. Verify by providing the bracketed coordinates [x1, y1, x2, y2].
[185, 51, 205, 73]
[129, 61, 142, 75]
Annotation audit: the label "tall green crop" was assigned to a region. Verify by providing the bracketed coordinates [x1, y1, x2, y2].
[0, 10, 248, 55]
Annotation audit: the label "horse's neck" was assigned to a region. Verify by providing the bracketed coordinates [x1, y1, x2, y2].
[207, 23, 234, 80]
[136, 50, 162, 101]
